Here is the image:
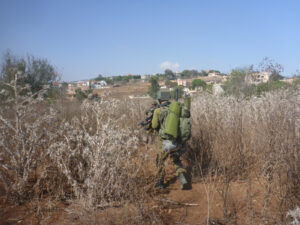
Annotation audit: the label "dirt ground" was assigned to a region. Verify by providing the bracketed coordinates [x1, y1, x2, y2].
[0, 177, 270, 225]
[93, 82, 150, 99]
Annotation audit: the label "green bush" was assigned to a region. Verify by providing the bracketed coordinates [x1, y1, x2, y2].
[74, 88, 93, 102]
[148, 76, 160, 99]
[191, 79, 206, 90]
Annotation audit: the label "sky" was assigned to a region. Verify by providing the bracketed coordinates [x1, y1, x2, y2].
[0, 0, 299, 81]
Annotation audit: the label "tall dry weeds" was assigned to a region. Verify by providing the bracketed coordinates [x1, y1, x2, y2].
[189, 89, 300, 223]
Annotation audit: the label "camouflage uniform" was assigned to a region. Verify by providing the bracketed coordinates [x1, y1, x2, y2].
[152, 107, 187, 183]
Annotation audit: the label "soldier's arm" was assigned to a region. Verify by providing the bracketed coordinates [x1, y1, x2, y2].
[151, 108, 160, 129]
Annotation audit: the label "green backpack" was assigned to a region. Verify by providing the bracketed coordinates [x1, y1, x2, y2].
[179, 106, 191, 142]
[158, 104, 191, 143]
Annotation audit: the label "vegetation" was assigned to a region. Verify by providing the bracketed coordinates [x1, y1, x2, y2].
[74, 88, 95, 102]
[148, 76, 160, 99]
[164, 80, 178, 88]
[0, 50, 59, 92]
[188, 90, 299, 224]
[191, 78, 207, 90]
[222, 62, 296, 97]
[164, 69, 176, 80]
[0, 51, 63, 105]
[94, 74, 141, 85]
[1, 53, 299, 224]
[0, 72, 299, 224]
[222, 67, 252, 97]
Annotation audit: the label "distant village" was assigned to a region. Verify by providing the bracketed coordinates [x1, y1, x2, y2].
[53, 70, 295, 98]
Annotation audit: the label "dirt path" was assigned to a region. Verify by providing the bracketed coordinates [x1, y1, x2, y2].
[153, 177, 223, 225]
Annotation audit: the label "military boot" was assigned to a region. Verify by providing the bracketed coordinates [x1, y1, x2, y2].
[154, 177, 165, 189]
[179, 173, 188, 190]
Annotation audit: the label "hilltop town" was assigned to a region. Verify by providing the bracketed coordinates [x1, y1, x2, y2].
[54, 69, 295, 100]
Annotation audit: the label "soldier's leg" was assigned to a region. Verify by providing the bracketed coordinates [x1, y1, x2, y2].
[170, 144, 188, 190]
[170, 151, 186, 176]
[155, 140, 169, 188]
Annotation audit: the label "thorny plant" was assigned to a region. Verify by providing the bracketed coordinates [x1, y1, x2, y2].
[0, 74, 152, 207]
[47, 98, 148, 208]
[0, 74, 56, 202]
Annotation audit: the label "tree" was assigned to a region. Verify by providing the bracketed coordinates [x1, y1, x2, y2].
[23, 56, 59, 92]
[1, 50, 26, 82]
[200, 70, 209, 76]
[164, 69, 176, 80]
[1, 51, 59, 92]
[180, 69, 200, 78]
[258, 57, 284, 81]
[222, 68, 250, 97]
[148, 76, 160, 99]
[95, 74, 105, 81]
[191, 79, 206, 90]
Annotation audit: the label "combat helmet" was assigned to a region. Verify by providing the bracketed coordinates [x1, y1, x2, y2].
[156, 89, 171, 102]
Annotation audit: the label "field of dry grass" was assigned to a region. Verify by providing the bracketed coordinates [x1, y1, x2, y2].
[0, 78, 299, 224]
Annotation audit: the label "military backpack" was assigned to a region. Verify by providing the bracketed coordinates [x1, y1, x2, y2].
[158, 103, 191, 142]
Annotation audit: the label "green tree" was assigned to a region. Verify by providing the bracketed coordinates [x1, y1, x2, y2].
[222, 68, 251, 97]
[0, 50, 26, 82]
[23, 56, 59, 92]
[180, 69, 200, 78]
[74, 88, 94, 102]
[164, 69, 176, 80]
[148, 76, 160, 99]
[269, 72, 284, 82]
[95, 74, 105, 81]
[1, 51, 59, 93]
[200, 70, 209, 76]
[191, 79, 206, 90]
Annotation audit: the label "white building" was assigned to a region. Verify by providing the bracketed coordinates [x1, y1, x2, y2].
[208, 72, 220, 77]
[245, 71, 271, 84]
[176, 79, 191, 87]
[92, 80, 107, 89]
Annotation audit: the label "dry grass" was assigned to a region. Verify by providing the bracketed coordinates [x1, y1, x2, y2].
[187, 89, 300, 224]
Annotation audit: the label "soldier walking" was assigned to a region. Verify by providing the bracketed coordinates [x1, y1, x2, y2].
[149, 89, 191, 190]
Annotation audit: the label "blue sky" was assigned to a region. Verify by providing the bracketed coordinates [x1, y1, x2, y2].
[0, 0, 299, 81]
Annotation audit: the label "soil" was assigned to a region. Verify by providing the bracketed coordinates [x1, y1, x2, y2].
[0, 178, 269, 225]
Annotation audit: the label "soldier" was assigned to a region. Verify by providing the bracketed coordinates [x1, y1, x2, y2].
[151, 90, 189, 190]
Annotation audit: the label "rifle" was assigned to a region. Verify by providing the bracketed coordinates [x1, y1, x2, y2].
[175, 88, 179, 102]
[139, 101, 170, 130]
